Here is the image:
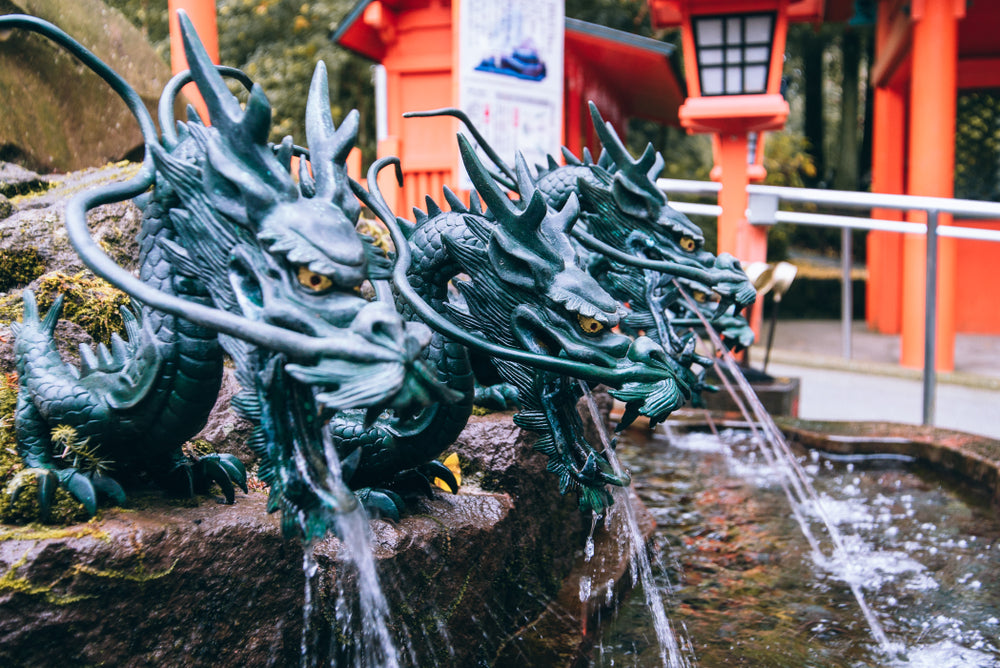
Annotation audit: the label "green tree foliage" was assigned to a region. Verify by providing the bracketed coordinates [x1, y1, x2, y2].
[104, 0, 376, 159]
[565, 0, 653, 36]
[955, 91, 1000, 201]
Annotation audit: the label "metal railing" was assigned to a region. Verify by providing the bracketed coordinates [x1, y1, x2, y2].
[656, 178, 1000, 426]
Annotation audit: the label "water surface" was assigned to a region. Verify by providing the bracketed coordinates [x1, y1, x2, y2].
[588, 427, 1000, 667]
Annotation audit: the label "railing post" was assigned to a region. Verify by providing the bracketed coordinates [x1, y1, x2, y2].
[923, 209, 938, 426]
[841, 226, 853, 359]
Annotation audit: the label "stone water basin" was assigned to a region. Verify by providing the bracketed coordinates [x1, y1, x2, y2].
[585, 418, 1000, 667]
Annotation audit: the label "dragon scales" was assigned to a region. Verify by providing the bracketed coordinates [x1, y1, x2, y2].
[2, 9, 756, 532]
[2, 13, 452, 539]
[404, 105, 759, 411]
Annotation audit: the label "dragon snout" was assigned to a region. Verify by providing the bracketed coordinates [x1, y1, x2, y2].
[626, 335, 669, 367]
[351, 302, 432, 359]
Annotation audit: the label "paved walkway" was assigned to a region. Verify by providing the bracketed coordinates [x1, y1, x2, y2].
[754, 320, 1000, 440]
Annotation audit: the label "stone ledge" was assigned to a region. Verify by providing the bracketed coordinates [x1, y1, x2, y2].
[0, 412, 640, 667]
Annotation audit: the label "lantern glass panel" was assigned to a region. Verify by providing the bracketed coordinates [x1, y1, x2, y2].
[700, 49, 723, 66]
[702, 68, 724, 95]
[698, 18, 724, 46]
[726, 17, 742, 40]
[726, 66, 742, 93]
[744, 64, 768, 92]
[693, 12, 775, 96]
[745, 46, 770, 63]
[745, 15, 773, 43]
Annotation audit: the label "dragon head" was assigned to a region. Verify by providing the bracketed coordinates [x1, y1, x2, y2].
[148, 13, 450, 539]
[433, 138, 690, 511]
[564, 103, 756, 348]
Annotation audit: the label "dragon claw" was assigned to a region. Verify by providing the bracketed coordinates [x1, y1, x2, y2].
[7, 466, 128, 519]
[210, 453, 249, 494]
[193, 454, 249, 504]
[355, 487, 405, 521]
[421, 460, 459, 493]
[90, 473, 127, 506]
[6, 468, 59, 518]
[392, 469, 436, 499]
[57, 469, 99, 516]
[166, 452, 247, 503]
[473, 382, 520, 410]
[36, 468, 58, 517]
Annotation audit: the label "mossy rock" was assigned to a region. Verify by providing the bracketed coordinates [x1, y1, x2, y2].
[33, 272, 131, 345]
[0, 246, 46, 292]
[0, 271, 131, 346]
[0, 477, 90, 525]
[0, 374, 90, 524]
[0, 0, 174, 173]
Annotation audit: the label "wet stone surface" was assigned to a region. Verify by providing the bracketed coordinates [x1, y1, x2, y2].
[0, 412, 595, 667]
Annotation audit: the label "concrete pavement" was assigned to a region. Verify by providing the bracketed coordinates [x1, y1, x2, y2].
[751, 320, 1000, 440]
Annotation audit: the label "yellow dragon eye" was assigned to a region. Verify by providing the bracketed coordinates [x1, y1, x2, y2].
[679, 236, 697, 252]
[296, 266, 334, 292]
[693, 290, 708, 303]
[577, 314, 604, 335]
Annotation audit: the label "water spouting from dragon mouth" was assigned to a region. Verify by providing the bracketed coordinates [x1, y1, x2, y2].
[299, 429, 403, 668]
[578, 379, 695, 668]
[674, 280, 903, 661]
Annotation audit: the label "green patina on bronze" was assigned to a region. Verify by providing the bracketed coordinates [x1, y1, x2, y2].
[3, 10, 759, 536]
[405, 105, 759, 411]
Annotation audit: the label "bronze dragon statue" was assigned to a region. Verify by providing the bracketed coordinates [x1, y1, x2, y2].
[355, 137, 689, 512]
[3, 9, 753, 530]
[404, 105, 758, 384]
[3, 13, 451, 539]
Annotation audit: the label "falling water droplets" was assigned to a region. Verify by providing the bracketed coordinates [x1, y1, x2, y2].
[579, 575, 593, 602]
[579, 381, 694, 668]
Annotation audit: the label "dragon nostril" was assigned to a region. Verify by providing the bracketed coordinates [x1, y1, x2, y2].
[627, 336, 666, 366]
[353, 303, 403, 344]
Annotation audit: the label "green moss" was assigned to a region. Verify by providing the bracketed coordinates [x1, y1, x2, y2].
[0, 521, 110, 543]
[0, 552, 93, 605]
[0, 375, 90, 525]
[0, 271, 132, 345]
[0, 477, 90, 525]
[0, 176, 50, 199]
[0, 373, 19, 478]
[70, 558, 178, 582]
[0, 247, 47, 292]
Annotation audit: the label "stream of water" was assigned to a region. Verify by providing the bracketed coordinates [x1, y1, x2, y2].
[298, 429, 403, 668]
[587, 426, 1000, 667]
[580, 384, 695, 667]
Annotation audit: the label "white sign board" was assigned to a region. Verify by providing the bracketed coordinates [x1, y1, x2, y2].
[457, 0, 564, 189]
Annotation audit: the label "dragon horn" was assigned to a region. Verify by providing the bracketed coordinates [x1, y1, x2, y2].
[458, 133, 546, 229]
[550, 191, 580, 236]
[178, 10, 244, 133]
[305, 61, 360, 166]
[305, 61, 355, 198]
[177, 9, 296, 202]
[513, 152, 539, 202]
[588, 101, 664, 201]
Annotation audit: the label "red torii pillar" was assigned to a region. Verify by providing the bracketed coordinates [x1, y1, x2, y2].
[167, 0, 219, 123]
[900, 0, 962, 371]
[865, 0, 906, 337]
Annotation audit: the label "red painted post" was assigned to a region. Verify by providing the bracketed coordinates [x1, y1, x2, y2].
[167, 0, 219, 124]
[900, 0, 962, 371]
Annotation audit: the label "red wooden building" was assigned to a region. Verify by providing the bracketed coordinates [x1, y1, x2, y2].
[332, 0, 686, 215]
[650, 0, 1000, 371]
[863, 0, 1000, 370]
[172, 0, 1000, 372]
